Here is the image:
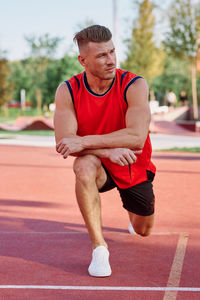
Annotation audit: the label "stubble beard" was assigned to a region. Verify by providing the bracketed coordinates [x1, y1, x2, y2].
[91, 67, 116, 81]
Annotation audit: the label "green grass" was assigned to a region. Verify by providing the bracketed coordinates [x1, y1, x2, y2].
[157, 147, 200, 153]
[0, 118, 16, 125]
[0, 130, 54, 136]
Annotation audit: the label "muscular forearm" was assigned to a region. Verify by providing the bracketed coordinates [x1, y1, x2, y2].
[70, 147, 142, 166]
[56, 129, 145, 158]
[82, 128, 146, 150]
[70, 148, 109, 158]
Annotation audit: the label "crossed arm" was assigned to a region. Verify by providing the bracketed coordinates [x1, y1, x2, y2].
[54, 78, 151, 166]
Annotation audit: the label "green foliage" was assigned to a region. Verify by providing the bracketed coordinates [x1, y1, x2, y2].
[0, 107, 43, 120]
[0, 59, 13, 107]
[158, 147, 200, 153]
[164, 0, 200, 119]
[164, 0, 200, 60]
[151, 55, 191, 104]
[0, 130, 54, 136]
[9, 59, 33, 103]
[8, 32, 84, 108]
[9, 53, 83, 107]
[41, 55, 83, 106]
[121, 0, 164, 84]
[23, 33, 63, 106]
[197, 75, 200, 101]
[24, 33, 63, 59]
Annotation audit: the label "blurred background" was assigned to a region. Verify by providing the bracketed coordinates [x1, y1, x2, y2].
[0, 0, 199, 130]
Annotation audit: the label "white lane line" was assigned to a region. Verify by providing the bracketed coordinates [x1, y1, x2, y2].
[0, 286, 199, 291]
[163, 233, 189, 300]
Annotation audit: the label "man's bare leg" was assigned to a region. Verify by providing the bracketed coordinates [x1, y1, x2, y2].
[73, 154, 112, 277]
[73, 154, 107, 249]
[128, 211, 154, 236]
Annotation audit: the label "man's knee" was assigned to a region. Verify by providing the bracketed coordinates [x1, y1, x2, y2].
[134, 225, 152, 237]
[73, 155, 101, 182]
[130, 212, 154, 237]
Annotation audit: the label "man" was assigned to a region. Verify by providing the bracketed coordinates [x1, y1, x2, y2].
[54, 25, 156, 277]
[166, 90, 177, 108]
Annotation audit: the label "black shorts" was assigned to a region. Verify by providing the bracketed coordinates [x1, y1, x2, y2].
[99, 167, 155, 216]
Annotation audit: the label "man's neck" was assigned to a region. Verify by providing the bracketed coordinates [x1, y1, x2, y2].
[85, 72, 115, 95]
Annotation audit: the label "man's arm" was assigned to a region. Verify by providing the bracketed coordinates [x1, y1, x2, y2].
[82, 78, 150, 149]
[71, 148, 142, 166]
[54, 82, 139, 165]
[54, 82, 78, 143]
[56, 78, 150, 152]
[54, 83, 107, 155]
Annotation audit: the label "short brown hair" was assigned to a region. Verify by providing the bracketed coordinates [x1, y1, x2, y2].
[73, 25, 112, 48]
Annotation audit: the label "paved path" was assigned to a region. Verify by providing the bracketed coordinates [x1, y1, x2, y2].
[0, 133, 200, 150]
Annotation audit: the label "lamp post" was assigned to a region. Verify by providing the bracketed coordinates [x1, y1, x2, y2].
[20, 89, 26, 110]
[113, 0, 119, 67]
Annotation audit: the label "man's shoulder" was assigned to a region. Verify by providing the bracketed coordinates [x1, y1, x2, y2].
[62, 72, 84, 94]
[117, 68, 140, 79]
[116, 69, 142, 88]
[65, 72, 83, 84]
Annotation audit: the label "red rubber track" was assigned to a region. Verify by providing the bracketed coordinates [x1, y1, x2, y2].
[0, 145, 200, 300]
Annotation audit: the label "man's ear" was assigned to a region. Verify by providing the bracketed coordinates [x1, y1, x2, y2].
[78, 55, 86, 67]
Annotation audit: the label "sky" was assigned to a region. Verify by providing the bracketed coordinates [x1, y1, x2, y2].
[0, 0, 170, 62]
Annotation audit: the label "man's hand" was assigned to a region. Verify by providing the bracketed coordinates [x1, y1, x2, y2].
[106, 148, 142, 166]
[56, 136, 84, 158]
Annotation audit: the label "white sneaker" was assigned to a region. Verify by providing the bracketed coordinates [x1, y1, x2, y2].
[88, 246, 112, 277]
[128, 222, 136, 234]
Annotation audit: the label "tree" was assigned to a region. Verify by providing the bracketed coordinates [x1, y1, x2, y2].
[152, 55, 191, 105]
[24, 33, 63, 111]
[0, 59, 13, 108]
[9, 53, 83, 108]
[24, 33, 63, 59]
[9, 59, 33, 104]
[164, 0, 200, 120]
[121, 0, 165, 86]
[42, 55, 83, 106]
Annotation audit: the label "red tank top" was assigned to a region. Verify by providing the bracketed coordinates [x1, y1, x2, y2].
[65, 69, 156, 188]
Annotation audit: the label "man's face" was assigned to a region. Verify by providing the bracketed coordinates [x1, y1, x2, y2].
[79, 40, 116, 80]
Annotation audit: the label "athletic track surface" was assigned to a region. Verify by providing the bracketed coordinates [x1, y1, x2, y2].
[0, 145, 200, 300]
